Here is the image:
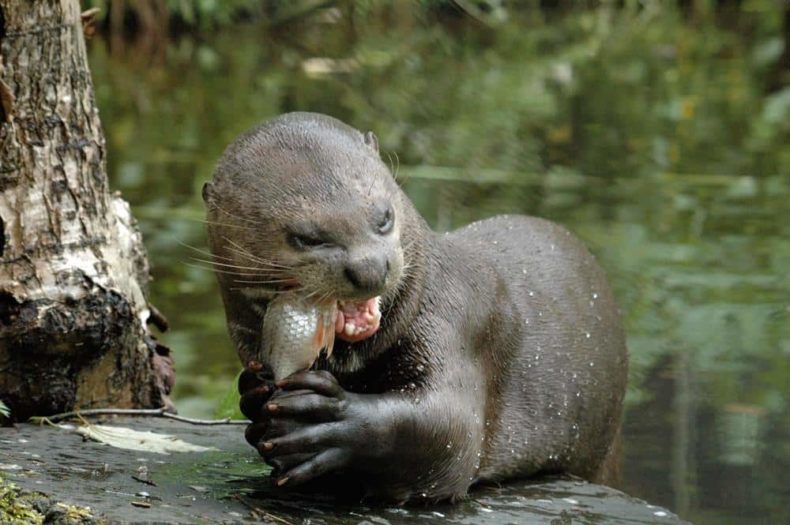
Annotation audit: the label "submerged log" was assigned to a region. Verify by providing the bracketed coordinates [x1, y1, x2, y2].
[0, 0, 173, 421]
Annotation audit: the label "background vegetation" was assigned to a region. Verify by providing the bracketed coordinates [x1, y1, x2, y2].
[80, 1, 787, 524]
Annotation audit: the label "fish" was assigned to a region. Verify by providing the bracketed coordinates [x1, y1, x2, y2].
[260, 294, 337, 381]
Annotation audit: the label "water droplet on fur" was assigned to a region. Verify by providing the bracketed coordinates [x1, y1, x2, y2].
[528, 291, 534, 297]
[585, 332, 591, 338]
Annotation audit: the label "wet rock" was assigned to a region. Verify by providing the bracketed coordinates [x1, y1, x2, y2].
[0, 417, 690, 524]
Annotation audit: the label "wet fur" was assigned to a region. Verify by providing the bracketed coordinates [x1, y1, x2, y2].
[204, 113, 628, 502]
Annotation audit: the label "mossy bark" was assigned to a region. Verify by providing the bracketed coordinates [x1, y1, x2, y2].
[0, 0, 173, 421]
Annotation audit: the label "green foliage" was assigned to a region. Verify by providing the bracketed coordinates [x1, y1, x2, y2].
[0, 400, 9, 418]
[0, 477, 43, 525]
[166, 0, 265, 29]
[86, 0, 787, 417]
[85, 7, 787, 519]
[214, 371, 245, 420]
[82, 0, 264, 30]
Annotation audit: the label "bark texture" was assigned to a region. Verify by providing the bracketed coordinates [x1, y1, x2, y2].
[0, 0, 173, 421]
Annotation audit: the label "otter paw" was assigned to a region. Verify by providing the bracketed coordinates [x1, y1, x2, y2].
[239, 364, 276, 422]
[257, 371, 378, 486]
[272, 449, 350, 487]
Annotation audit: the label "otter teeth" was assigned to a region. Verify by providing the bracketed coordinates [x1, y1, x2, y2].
[337, 296, 382, 339]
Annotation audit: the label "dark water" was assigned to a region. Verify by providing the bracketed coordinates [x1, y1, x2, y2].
[87, 6, 788, 525]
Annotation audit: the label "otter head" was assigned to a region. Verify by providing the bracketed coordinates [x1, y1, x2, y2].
[203, 112, 406, 343]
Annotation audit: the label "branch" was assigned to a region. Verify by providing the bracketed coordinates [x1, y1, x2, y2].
[31, 408, 250, 426]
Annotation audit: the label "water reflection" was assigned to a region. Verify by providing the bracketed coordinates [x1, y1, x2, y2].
[88, 6, 787, 525]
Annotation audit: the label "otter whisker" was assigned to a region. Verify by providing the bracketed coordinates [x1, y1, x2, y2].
[226, 250, 289, 269]
[229, 286, 293, 297]
[186, 261, 288, 278]
[189, 257, 285, 273]
[183, 262, 279, 279]
[211, 203, 261, 227]
[319, 290, 335, 304]
[232, 279, 297, 285]
[226, 249, 292, 272]
[176, 240, 240, 262]
[391, 151, 403, 183]
[192, 265, 288, 279]
[366, 173, 377, 197]
[303, 288, 323, 301]
[224, 238, 293, 270]
[199, 218, 259, 231]
[303, 286, 334, 304]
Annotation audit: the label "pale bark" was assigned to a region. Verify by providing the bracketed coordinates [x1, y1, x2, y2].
[0, 0, 173, 420]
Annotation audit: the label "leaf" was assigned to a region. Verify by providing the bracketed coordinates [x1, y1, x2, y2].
[0, 401, 9, 418]
[67, 424, 218, 455]
[213, 370, 244, 420]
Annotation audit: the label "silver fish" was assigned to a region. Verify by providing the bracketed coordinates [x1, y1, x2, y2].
[260, 294, 337, 381]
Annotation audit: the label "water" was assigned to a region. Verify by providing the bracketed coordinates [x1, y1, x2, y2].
[87, 6, 787, 525]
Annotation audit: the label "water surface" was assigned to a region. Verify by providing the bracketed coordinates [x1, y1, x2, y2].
[88, 7, 788, 524]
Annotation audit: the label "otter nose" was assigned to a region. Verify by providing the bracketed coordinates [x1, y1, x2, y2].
[344, 255, 389, 294]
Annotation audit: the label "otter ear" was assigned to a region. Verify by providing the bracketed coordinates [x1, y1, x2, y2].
[363, 131, 379, 154]
[202, 181, 214, 203]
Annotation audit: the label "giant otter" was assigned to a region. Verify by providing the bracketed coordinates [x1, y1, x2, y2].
[203, 112, 628, 503]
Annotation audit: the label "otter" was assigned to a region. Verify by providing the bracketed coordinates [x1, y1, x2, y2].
[202, 112, 628, 503]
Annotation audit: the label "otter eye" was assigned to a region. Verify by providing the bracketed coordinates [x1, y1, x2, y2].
[287, 233, 328, 250]
[377, 207, 394, 235]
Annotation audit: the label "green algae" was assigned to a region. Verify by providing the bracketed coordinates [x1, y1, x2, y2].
[159, 448, 271, 499]
[0, 475, 44, 525]
[0, 474, 101, 525]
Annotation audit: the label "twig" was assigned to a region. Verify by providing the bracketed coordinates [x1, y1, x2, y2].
[161, 412, 250, 426]
[131, 475, 157, 487]
[233, 495, 294, 525]
[31, 408, 250, 426]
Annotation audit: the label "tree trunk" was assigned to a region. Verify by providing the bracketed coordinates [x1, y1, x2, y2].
[0, 0, 173, 421]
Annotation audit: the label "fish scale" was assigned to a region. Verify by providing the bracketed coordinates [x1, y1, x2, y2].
[260, 294, 337, 380]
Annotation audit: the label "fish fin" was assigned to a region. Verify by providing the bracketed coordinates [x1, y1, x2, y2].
[315, 306, 336, 359]
[323, 326, 335, 359]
